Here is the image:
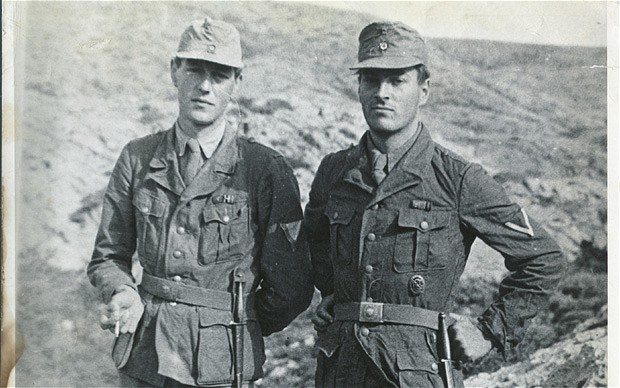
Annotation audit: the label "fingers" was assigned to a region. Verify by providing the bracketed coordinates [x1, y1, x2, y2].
[311, 314, 331, 332]
[120, 303, 144, 334]
[316, 305, 334, 322]
[312, 295, 336, 332]
[100, 314, 116, 332]
[448, 318, 492, 362]
[100, 288, 144, 335]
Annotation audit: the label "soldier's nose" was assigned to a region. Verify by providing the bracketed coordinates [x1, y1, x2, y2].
[198, 78, 212, 93]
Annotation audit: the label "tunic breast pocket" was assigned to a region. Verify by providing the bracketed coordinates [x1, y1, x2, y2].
[199, 202, 249, 265]
[394, 209, 452, 273]
[132, 189, 167, 264]
[325, 202, 356, 266]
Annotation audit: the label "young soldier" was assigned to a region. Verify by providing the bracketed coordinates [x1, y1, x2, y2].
[87, 17, 313, 387]
[305, 21, 565, 388]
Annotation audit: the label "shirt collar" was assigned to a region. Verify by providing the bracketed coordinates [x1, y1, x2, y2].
[174, 120, 227, 159]
[366, 121, 423, 173]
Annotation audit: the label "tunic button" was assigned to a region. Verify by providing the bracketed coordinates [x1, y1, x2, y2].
[333, 211, 339, 219]
[429, 332, 437, 343]
[366, 297, 373, 302]
[360, 327, 370, 336]
[172, 275, 182, 282]
[177, 226, 186, 234]
[162, 286, 170, 293]
[371, 204, 379, 210]
[141, 206, 149, 213]
[367, 233, 376, 241]
[222, 215, 230, 223]
[420, 221, 429, 230]
[365, 265, 373, 273]
[173, 250, 183, 258]
[431, 363, 438, 371]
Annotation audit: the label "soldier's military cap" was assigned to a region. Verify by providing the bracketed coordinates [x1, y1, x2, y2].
[350, 21, 428, 70]
[175, 17, 244, 68]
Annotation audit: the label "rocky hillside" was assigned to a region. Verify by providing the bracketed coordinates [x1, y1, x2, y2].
[13, 2, 607, 387]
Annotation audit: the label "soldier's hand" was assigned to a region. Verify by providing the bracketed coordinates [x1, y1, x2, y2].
[311, 294, 335, 332]
[448, 314, 493, 362]
[100, 286, 144, 335]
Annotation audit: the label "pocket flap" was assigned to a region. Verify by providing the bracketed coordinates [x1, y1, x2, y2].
[398, 209, 451, 232]
[325, 202, 355, 225]
[315, 323, 342, 358]
[198, 307, 233, 327]
[111, 332, 136, 369]
[132, 190, 166, 217]
[202, 204, 246, 224]
[396, 350, 437, 374]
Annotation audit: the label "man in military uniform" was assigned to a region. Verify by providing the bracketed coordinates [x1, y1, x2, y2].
[305, 21, 566, 387]
[87, 17, 313, 387]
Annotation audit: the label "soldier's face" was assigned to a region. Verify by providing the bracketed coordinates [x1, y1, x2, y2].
[358, 67, 429, 135]
[171, 58, 240, 129]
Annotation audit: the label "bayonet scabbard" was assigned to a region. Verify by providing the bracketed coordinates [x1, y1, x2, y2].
[233, 268, 246, 388]
[438, 312, 455, 388]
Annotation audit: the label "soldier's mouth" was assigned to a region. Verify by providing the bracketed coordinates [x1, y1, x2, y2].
[192, 99, 215, 106]
[370, 106, 394, 111]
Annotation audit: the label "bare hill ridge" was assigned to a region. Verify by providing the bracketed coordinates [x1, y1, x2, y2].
[15, 2, 607, 386]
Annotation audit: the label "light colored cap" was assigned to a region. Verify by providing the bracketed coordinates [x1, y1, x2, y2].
[176, 17, 243, 68]
[350, 21, 428, 70]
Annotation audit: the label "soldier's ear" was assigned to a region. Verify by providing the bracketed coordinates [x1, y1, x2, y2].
[170, 58, 179, 87]
[419, 79, 430, 106]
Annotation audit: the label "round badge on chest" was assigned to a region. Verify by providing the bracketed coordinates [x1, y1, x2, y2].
[409, 274, 426, 296]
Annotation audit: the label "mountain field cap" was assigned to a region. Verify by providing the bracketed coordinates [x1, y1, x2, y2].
[175, 17, 244, 68]
[350, 21, 428, 69]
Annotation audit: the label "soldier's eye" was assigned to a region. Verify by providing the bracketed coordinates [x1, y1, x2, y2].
[213, 72, 229, 81]
[362, 76, 379, 84]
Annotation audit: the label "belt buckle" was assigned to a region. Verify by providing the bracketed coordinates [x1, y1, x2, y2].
[358, 302, 384, 323]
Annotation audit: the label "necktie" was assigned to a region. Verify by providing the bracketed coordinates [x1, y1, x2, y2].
[181, 138, 203, 185]
[372, 153, 387, 185]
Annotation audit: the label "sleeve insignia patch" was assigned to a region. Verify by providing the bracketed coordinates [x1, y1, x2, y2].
[504, 208, 534, 237]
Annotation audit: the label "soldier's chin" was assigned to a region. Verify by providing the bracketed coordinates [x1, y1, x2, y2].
[188, 112, 217, 127]
[368, 120, 399, 134]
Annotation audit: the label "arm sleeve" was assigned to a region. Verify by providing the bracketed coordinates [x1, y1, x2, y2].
[254, 155, 313, 336]
[86, 144, 138, 304]
[303, 156, 334, 297]
[458, 164, 567, 353]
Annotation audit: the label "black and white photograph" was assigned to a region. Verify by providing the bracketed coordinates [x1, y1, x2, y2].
[1, 1, 616, 387]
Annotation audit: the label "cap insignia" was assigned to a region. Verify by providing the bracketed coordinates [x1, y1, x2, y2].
[207, 44, 216, 53]
[379, 42, 388, 51]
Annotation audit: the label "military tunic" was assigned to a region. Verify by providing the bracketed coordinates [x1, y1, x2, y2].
[87, 124, 313, 386]
[304, 125, 565, 387]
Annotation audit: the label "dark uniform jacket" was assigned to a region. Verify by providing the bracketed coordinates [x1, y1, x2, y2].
[87, 124, 313, 387]
[304, 125, 565, 387]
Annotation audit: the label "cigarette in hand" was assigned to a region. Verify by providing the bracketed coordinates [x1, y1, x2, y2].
[115, 321, 120, 337]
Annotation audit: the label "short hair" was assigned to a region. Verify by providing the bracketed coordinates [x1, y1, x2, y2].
[357, 64, 430, 85]
[172, 56, 242, 79]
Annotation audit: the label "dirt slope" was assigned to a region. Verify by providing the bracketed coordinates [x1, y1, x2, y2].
[13, 2, 606, 387]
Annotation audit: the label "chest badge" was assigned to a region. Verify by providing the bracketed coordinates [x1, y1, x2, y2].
[409, 274, 426, 296]
[213, 194, 235, 204]
[410, 200, 432, 211]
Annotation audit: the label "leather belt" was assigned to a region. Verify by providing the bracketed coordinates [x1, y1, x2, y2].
[334, 302, 455, 330]
[140, 272, 255, 313]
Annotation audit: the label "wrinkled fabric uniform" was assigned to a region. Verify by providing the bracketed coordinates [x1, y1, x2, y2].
[304, 126, 566, 388]
[87, 124, 313, 387]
